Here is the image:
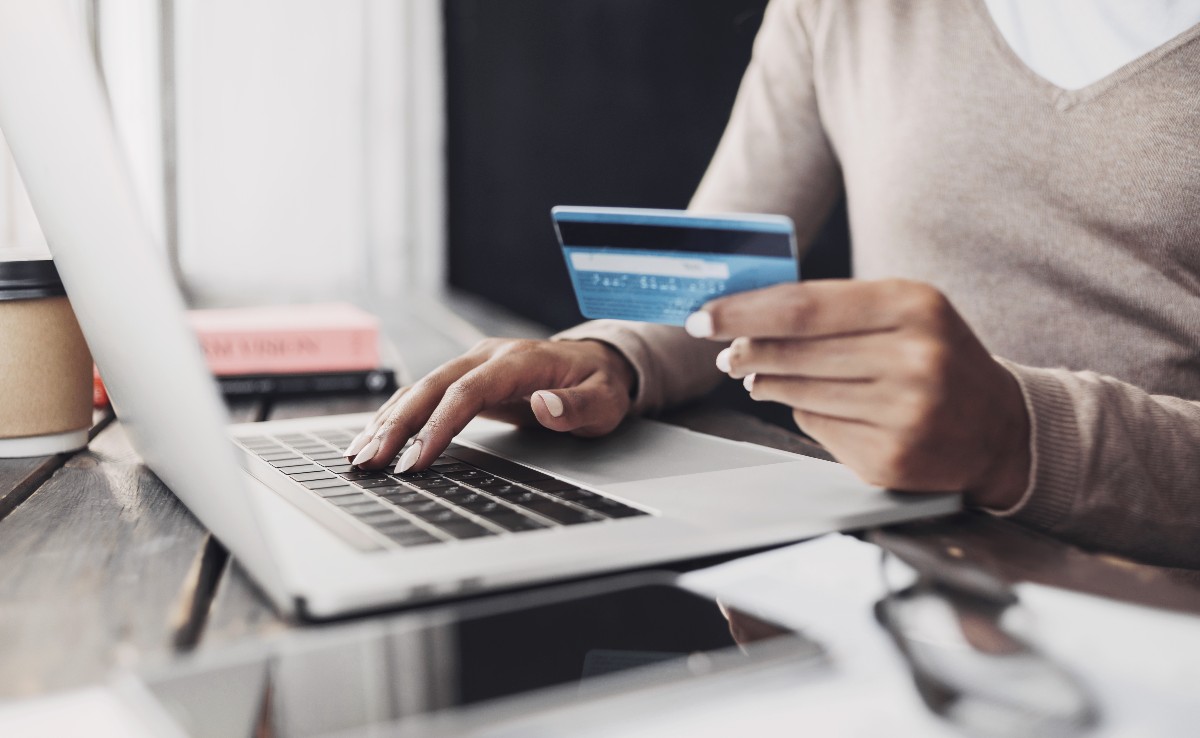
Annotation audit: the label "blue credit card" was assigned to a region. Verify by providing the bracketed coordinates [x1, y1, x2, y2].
[552, 206, 799, 326]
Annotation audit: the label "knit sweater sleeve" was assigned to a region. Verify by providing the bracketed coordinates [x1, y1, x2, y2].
[554, 0, 842, 414]
[992, 359, 1200, 568]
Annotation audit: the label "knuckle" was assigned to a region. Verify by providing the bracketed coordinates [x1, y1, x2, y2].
[377, 408, 410, 439]
[493, 338, 540, 357]
[728, 337, 753, 371]
[902, 337, 949, 377]
[470, 337, 504, 354]
[444, 377, 478, 404]
[897, 282, 950, 322]
[907, 386, 937, 422]
[783, 294, 814, 333]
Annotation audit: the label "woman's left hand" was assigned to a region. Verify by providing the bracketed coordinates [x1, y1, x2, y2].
[686, 279, 1030, 509]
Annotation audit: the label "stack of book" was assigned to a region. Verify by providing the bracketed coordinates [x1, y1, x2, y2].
[94, 303, 399, 406]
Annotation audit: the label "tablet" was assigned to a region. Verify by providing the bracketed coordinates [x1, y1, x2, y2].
[131, 573, 823, 736]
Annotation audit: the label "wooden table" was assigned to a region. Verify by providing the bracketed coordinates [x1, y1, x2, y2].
[3, 302, 1199, 701]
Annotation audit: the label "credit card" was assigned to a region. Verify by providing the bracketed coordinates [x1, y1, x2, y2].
[552, 206, 798, 326]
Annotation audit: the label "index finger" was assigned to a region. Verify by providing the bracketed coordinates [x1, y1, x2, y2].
[375, 350, 566, 472]
[685, 279, 920, 340]
[401, 352, 573, 473]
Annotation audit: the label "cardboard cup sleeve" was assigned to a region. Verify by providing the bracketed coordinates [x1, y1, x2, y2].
[0, 259, 93, 457]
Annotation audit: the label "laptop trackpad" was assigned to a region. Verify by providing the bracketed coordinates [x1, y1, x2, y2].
[458, 417, 790, 488]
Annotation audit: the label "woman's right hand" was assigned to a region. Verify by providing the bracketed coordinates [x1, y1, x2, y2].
[344, 338, 637, 474]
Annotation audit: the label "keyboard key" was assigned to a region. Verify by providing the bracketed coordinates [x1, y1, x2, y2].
[280, 465, 324, 476]
[372, 520, 424, 538]
[327, 493, 375, 506]
[482, 484, 519, 496]
[352, 479, 402, 491]
[434, 520, 496, 540]
[339, 501, 390, 516]
[311, 485, 359, 499]
[442, 469, 488, 482]
[394, 470, 438, 481]
[467, 476, 506, 489]
[411, 507, 463, 524]
[425, 486, 469, 500]
[486, 513, 548, 532]
[238, 435, 271, 445]
[302, 478, 356, 490]
[309, 452, 349, 461]
[458, 497, 514, 514]
[524, 478, 579, 493]
[440, 490, 486, 506]
[392, 499, 443, 513]
[545, 488, 600, 502]
[597, 505, 647, 518]
[430, 462, 471, 473]
[510, 490, 544, 504]
[321, 464, 355, 473]
[269, 458, 313, 468]
[258, 452, 300, 462]
[290, 471, 336, 482]
[342, 470, 390, 481]
[378, 490, 427, 505]
[248, 446, 288, 456]
[405, 476, 457, 490]
[356, 510, 406, 526]
[382, 528, 443, 547]
[291, 444, 330, 453]
[314, 457, 350, 467]
[517, 500, 598, 525]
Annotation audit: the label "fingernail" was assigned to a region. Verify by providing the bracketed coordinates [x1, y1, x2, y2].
[534, 391, 564, 418]
[685, 311, 714, 338]
[395, 440, 422, 474]
[743, 373, 756, 392]
[715, 347, 732, 373]
[343, 430, 370, 458]
[352, 436, 381, 466]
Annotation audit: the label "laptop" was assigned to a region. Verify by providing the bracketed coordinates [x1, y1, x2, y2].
[0, 3, 959, 619]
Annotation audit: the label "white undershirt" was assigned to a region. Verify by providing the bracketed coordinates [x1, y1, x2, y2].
[984, 0, 1200, 90]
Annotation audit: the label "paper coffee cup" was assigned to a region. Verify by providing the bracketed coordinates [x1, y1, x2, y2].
[0, 257, 93, 457]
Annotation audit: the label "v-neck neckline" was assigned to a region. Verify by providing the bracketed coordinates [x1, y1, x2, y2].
[970, 0, 1200, 111]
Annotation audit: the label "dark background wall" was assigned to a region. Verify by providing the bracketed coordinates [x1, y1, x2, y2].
[444, 0, 850, 332]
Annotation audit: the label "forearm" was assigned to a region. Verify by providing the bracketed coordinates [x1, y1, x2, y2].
[994, 360, 1200, 568]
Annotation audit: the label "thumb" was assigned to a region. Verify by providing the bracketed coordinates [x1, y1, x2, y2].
[530, 372, 629, 437]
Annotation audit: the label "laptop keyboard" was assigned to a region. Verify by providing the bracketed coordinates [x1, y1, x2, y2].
[237, 427, 650, 550]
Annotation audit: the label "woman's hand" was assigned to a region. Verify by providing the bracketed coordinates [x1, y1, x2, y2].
[689, 279, 1030, 509]
[344, 338, 636, 474]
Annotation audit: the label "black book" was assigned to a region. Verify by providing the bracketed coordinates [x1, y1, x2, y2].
[216, 368, 397, 398]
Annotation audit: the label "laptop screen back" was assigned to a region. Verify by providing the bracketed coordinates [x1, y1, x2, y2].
[0, 1, 286, 608]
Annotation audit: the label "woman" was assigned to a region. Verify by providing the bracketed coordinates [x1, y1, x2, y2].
[350, 0, 1200, 568]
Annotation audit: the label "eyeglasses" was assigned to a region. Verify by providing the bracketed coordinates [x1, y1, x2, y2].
[870, 530, 1099, 737]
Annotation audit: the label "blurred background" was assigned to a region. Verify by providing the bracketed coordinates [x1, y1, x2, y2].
[0, 0, 848, 333]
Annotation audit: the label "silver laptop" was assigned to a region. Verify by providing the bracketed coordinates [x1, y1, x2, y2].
[0, 4, 958, 619]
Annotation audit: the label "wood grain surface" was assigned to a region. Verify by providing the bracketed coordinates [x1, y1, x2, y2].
[0, 410, 113, 521]
[0, 420, 209, 696]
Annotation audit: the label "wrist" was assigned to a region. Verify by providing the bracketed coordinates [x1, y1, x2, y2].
[580, 339, 638, 399]
[966, 365, 1032, 510]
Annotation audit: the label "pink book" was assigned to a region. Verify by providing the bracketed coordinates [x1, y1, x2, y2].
[187, 303, 380, 375]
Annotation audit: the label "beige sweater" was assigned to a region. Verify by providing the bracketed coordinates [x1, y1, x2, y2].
[556, 0, 1200, 568]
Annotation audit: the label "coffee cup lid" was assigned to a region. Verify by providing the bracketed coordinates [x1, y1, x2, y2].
[0, 257, 66, 301]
